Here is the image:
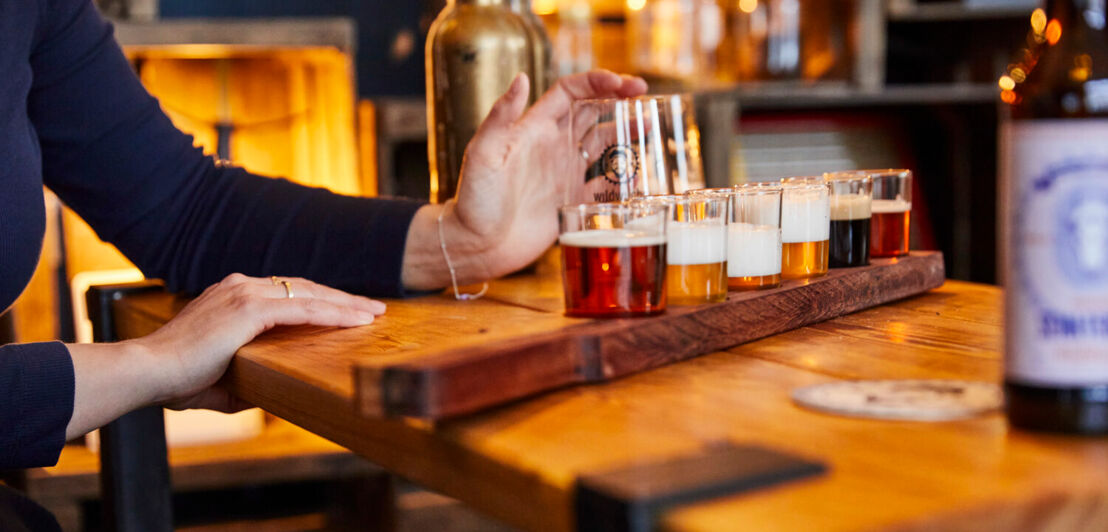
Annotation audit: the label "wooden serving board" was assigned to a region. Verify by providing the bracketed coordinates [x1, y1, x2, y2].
[355, 251, 945, 420]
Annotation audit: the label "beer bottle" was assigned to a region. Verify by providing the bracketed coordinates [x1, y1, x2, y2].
[425, 0, 540, 203]
[1001, 0, 1108, 433]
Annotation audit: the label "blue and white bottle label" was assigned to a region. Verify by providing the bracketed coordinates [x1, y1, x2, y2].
[1004, 119, 1108, 386]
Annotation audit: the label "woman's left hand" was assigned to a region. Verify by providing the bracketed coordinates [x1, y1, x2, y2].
[402, 70, 647, 290]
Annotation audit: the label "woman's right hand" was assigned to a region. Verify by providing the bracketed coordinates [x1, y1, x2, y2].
[66, 273, 385, 438]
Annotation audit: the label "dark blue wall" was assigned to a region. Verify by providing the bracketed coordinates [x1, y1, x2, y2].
[160, 0, 427, 98]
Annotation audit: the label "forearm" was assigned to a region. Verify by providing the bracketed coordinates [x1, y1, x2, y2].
[401, 203, 496, 291]
[65, 341, 164, 440]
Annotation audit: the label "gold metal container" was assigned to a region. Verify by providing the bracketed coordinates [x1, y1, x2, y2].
[426, 0, 551, 203]
[510, 0, 554, 101]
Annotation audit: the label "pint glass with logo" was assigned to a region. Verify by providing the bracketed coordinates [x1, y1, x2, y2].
[567, 95, 704, 204]
[559, 203, 668, 317]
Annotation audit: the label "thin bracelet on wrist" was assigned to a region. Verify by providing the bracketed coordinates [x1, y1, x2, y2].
[437, 200, 489, 301]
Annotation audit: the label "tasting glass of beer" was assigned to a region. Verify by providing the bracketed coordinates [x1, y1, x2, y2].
[637, 195, 727, 305]
[729, 184, 784, 290]
[559, 202, 668, 317]
[867, 169, 912, 257]
[824, 171, 873, 268]
[568, 95, 704, 204]
[780, 181, 830, 279]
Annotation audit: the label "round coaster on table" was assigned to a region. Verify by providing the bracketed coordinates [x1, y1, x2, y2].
[792, 380, 1003, 421]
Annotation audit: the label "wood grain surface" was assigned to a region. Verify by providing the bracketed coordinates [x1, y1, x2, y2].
[110, 275, 1108, 532]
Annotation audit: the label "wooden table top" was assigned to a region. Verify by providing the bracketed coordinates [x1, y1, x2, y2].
[112, 278, 1108, 532]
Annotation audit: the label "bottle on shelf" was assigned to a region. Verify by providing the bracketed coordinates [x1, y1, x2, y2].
[1001, 0, 1108, 434]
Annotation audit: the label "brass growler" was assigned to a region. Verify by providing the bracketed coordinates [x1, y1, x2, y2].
[426, 0, 550, 203]
[509, 0, 554, 102]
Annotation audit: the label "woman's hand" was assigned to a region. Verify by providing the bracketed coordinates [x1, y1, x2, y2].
[402, 70, 648, 290]
[65, 274, 385, 439]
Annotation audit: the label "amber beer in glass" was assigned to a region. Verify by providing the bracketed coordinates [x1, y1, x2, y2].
[780, 181, 830, 279]
[728, 184, 783, 290]
[868, 169, 912, 257]
[825, 171, 873, 268]
[642, 195, 727, 304]
[559, 203, 667, 317]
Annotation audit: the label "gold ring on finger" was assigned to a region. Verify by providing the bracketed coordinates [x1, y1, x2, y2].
[270, 276, 281, 285]
[281, 280, 294, 299]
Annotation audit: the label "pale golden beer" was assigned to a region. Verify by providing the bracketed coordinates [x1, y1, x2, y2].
[782, 241, 830, 278]
[666, 219, 727, 305]
[780, 183, 830, 279]
[667, 262, 727, 304]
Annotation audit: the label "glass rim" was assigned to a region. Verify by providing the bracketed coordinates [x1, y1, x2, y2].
[570, 92, 694, 107]
[738, 181, 785, 190]
[824, 171, 874, 183]
[856, 168, 912, 177]
[781, 182, 831, 192]
[686, 187, 735, 197]
[559, 200, 666, 214]
[733, 186, 783, 197]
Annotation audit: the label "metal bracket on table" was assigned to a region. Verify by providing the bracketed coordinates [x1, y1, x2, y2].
[574, 442, 826, 532]
[86, 281, 173, 532]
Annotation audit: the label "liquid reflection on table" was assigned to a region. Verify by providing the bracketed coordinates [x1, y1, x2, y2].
[109, 273, 1108, 532]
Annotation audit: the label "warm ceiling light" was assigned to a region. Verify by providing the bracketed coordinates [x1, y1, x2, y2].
[998, 75, 1016, 91]
[739, 0, 758, 14]
[627, 0, 647, 11]
[1031, 8, 1047, 34]
[1046, 19, 1062, 45]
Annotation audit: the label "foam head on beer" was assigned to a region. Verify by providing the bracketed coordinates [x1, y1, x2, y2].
[559, 203, 668, 317]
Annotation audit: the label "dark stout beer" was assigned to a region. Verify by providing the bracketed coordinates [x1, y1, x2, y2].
[826, 176, 872, 268]
[560, 230, 667, 317]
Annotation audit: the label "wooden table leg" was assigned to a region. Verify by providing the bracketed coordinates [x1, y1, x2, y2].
[86, 282, 173, 532]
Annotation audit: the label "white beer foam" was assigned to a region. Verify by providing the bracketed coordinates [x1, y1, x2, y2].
[727, 223, 782, 277]
[667, 221, 726, 265]
[559, 229, 666, 248]
[830, 194, 872, 221]
[872, 199, 912, 214]
[782, 189, 830, 243]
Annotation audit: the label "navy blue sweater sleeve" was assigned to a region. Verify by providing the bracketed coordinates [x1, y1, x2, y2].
[0, 343, 73, 470]
[30, 0, 424, 297]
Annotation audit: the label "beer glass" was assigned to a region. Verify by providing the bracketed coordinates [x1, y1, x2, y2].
[868, 169, 912, 257]
[780, 181, 830, 279]
[729, 184, 783, 290]
[824, 171, 873, 268]
[559, 202, 668, 317]
[638, 195, 727, 305]
[568, 94, 705, 204]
